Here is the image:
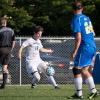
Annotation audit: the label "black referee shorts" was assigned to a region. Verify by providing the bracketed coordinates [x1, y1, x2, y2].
[0, 47, 11, 65]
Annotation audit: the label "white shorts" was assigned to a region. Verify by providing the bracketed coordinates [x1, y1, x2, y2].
[37, 61, 48, 74]
[26, 59, 48, 77]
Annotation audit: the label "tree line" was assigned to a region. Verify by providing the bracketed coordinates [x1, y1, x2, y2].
[0, 0, 100, 36]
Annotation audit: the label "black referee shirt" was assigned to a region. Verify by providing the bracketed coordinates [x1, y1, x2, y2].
[0, 26, 15, 47]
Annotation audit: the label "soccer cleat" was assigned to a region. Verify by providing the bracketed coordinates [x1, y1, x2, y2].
[54, 86, 60, 89]
[69, 93, 83, 99]
[31, 84, 36, 88]
[88, 92, 98, 99]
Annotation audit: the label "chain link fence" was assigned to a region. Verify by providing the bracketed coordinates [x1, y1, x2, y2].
[6, 37, 100, 85]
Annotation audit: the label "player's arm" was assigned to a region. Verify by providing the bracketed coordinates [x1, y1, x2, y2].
[72, 32, 81, 59]
[11, 33, 16, 51]
[18, 45, 25, 59]
[11, 41, 15, 51]
[39, 48, 53, 53]
[18, 39, 29, 59]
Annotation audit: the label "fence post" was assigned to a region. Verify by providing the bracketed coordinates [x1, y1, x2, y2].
[19, 37, 22, 86]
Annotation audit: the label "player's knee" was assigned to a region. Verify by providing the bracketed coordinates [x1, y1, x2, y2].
[46, 66, 55, 76]
[36, 75, 40, 82]
[34, 72, 41, 82]
[73, 67, 81, 76]
[82, 68, 90, 76]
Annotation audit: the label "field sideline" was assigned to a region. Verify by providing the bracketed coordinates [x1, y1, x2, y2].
[0, 84, 100, 100]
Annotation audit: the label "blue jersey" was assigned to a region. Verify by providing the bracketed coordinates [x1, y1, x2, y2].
[71, 13, 96, 48]
[71, 13, 96, 67]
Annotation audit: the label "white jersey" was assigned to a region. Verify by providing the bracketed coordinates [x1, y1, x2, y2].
[22, 38, 48, 76]
[22, 38, 43, 61]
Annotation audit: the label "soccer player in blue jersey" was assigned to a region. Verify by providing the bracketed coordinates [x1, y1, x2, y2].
[70, 1, 98, 99]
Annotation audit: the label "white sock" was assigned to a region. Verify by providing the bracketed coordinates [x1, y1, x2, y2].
[74, 77, 83, 96]
[85, 76, 97, 93]
[47, 76, 57, 87]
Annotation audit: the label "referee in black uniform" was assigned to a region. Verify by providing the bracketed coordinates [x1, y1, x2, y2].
[0, 16, 15, 89]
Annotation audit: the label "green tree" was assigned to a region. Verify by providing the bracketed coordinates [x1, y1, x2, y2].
[0, 0, 33, 35]
[0, 0, 99, 36]
[15, 0, 70, 36]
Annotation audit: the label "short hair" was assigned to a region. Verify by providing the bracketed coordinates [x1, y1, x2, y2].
[72, 1, 83, 10]
[34, 26, 44, 33]
[0, 15, 8, 25]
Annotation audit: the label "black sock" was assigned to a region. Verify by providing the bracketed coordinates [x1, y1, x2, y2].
[2, 73, 8, 87]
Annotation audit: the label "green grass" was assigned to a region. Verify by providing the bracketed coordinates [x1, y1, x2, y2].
[0, 84, 100, 100]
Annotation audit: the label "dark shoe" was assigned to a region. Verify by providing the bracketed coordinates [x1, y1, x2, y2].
[31, 84, 36, 88]
[88, 91, 99, 99]
[69, 93, 83, 99]
[55, 86, 60, 89]
[0, 84, 5, 89]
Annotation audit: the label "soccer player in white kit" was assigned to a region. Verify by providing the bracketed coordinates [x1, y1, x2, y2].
[18, 26, 59, 89]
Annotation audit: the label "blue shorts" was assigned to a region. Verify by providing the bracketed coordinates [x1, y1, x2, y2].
[74, 45, 96, 68]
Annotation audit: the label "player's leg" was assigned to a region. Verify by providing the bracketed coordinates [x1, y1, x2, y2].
[82, 67, 98, 99]
[69, 49, 84, 99]
[26, 61, 40, 88]
[69, 67, 83, 99]
[0, 48, 11, 89]
[47, 75, 59, 89]
[81, 46, 98, 99]
[46, 66, 59, 89]
[0, 65, 9, 89]
[38, 61, 59, 89]
[31, 71, 40, 88]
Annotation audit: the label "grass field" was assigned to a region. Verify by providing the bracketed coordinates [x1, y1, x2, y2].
[0, 84, 100, 100]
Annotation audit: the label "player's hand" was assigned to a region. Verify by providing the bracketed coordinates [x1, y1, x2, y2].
[10, 49, 14, 58]
[48, 49, 53, 53]
[40, 48, 53, 53]
[71, 50, 77, 59]
[72, 52, 76, 59]
[45, 49, 53, 56]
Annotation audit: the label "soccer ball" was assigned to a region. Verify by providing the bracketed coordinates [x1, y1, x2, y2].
[46, 66, 55, 76]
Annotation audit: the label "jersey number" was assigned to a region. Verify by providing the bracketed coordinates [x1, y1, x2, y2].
[35, 46, 39, 51]
[84, 22, 93, 34]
